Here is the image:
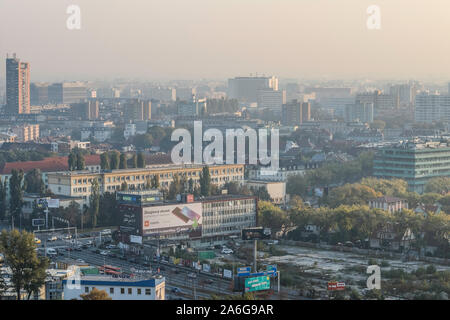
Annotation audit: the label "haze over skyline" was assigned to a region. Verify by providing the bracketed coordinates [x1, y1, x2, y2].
[1, 0, 450, 81]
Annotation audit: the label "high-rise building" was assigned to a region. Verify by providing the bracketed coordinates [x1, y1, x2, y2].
[6, 54, 30, 114]
[345, 102, 374, 123]
[415, 93, 450, 123]
[356, 90, 397, 116]
[72, 100, 99, 120]
[48, 82, 87, 104]
[389, 84, 413, 107]
[124, 99, 152, 121]
[228, 76, 278, 103]
[30, 83, 49, 105]
[177, 95, 207, 117]
[282, 100, 310, 126]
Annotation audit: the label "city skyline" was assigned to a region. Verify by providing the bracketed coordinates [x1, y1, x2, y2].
[2, 1, 450, 81]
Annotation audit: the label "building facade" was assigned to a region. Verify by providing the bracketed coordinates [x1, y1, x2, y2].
[6, 54, 30, 114]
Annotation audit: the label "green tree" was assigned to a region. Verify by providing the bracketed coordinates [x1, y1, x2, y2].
[151, 174, 160, 189]
[425, 177, 450, 194]
[109, 151, 120, 170]
[24, 168, 45, 195]
[0, 179, 7, 220]
[100, 152, 110, 170]
[120, 181, 128, 191]
[99, 192, 121, 226]
[0, 229, 49, 300]
[119, 153, 128, 169]
[76, 152, 85, 170]
[89, 179, 100, 227]
[258, 201, 290, 237]
[200, 166, 211, 196]
[68, 152, 76, 171]
[9, 169, 24, 228]
[137, 152, 145, 168]
[325, 183, 381, 208]
[131, 153, 138, 168]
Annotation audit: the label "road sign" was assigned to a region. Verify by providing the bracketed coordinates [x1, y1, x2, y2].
[32, 219, 45, 227]
[241, 227, 271, 240]
[237, 266, 251, 275]
[245, 276, 271, 292]
[327, 281, 346, 291]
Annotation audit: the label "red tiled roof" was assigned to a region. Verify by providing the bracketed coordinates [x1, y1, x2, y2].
[0, 155, 100, 175]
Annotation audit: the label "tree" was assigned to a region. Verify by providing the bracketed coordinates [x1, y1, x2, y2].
[98, 192, 121, 226]
[258, 201, 290, 237]
[79, 287, 112, 300]
[100, 152, 110, 170]
[24, 169, 45, 195]
[151, 174, 160, 189]
[131, 153, 138, 168]
[9, 169, 24, 228]
[59, 201, 81, 226]
[76, 152, 85, 170]
[89, 179, 100, 227]
[109, 151, 120, 170]
[0, 229, 49, 300]
[0, 179, 7, 220]
[137, 152, 145, 168]
[200, 166, 211, 196]
[425, 177, 450, 194]
[119, 153, 128, 169]
[325, 183, 381, 208]
[168, 174, 184, 199]
[120, 181, 128, 191]
[68, 152, 76, 171]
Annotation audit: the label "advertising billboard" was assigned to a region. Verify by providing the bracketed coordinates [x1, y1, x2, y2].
[327, 281, 346, 291]
[142, 202, 202, 238]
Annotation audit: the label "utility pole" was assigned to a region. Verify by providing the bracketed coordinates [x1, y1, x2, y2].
[253, 239, 257, 273]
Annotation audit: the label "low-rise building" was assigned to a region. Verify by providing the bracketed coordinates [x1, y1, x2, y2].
[368, 196, 409, 213]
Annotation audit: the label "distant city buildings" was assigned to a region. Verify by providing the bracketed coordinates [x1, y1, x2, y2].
[177, 95, 206, 117]
[6, 54, 30, 114]
[228, 76, 278, 103]
[124, 99, 151, 121]
[48, 82, 87, 104]
[282, 100, 310, 126]
[72, 100, 99, 120]
[344, 101, 374, 123]
[257, 88, 286, 112]
[415, 93, 450, 123]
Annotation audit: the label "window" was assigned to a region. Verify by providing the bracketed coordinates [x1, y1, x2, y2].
[145, 289, 151, 295]
[128, 288, 132, 294]
[110, 288, 114, 294]
[121, 288, 125, 294]
[137, 288, 141, 295]
[85, 287, 89, 293]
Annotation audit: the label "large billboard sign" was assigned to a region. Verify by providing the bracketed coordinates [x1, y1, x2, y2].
[142, 202, 202, 238]
[245, 276, 271, 292]
[241, 227, 271, 240]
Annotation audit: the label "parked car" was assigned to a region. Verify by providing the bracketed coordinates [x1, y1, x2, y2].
[203, 279, 214, 285]
[187, 272, 197, 278]
[171, 287, 181, 293]
[344, 241, 354, 247]
[221, 248, 233, 254]
[100, 250, 109, 256]
[47, 236, 57, 242]
[76, 259, 85, 263]
[34, 237, 41, 244]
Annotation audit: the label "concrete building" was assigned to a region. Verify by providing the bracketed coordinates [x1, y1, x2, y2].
[282, 100, 310, 126]
[72, 100, 99, 120]
[49, 82, 87, 104]
[374, 139, 450, 193]
[6, 54, 30, 114]
[62, 274, 165, 300]
[356, 90, 397, 115]
[415, 93, 450, 123]
[245, 180, 286, 205]
[117, 190, 256, 246]
[256, 88, 286, 112]
[47, 163, 245, 206]
[177, 95, 206, 117]
[11, 124, 39, 142]
[30, 83, 49, 105]
[228, 76, 278, 103]
[344, 102, 374, 123]
[124, 99, 151, 121]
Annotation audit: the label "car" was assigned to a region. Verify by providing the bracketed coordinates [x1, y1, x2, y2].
[214, 245, 222, 249]
[101, 229, 111, 235]
[203, 279, 214, 285]
[47, 236, 57, 242]
[221, 248, 233, 254]
[105, 244, 116, 249]
[108, 253, 117, 258]
[73, 246, 82, 251]
[187, 272, 197, 278]
[171, 287, 181, 293]
[100, 250, 109, 256]
[76, 259, 85, 263]
[344, 241, 354, 247]
[34, 237, 41, 244]
[63, 235, 72, 240]
[267, 240, 279, 245]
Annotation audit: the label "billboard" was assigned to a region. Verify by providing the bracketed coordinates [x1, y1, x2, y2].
[327, 281, 345, 291]
[223, 269, 232, 279]
[142, 202, 202, 238]
[242, 227, 271, 240]
[47, 199, 60, 208]
[245, 276, 271, 292]
[130, 235, 142, 244]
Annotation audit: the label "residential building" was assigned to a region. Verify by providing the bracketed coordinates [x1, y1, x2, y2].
[368, 196, 409, 213]
[48, 82, 87, 104]
[177, 95, 206, 117]
[257, 88, 286, 112]
[245, 180, 286, 205]
[124, 99, 151, 121]
[344, 101, 374, 123]
[72, 100, 99, 120]
[11, 124, 39, 142]
[6, 54, 30, 114]
[282, 100, 310, 126]
[30, 82, 49, 105]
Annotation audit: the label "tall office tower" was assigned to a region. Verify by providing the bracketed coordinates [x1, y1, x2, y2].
[48, 82, 87, 104]
[415, 93, 450, 123]
[345, 102, 374, 123]
[124, 99, 152, 121]
[6, 54, 30, 114]
[282, 100, 310, 126]
[73, 100, 99, 120]
[177, 95, 207, 117]
[389, 84, 413, 107]
[227, 76, 278, 103]
[30, 83, 49, 105]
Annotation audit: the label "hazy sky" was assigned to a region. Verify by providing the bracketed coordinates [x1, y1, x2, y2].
[1, 0, 450, 81]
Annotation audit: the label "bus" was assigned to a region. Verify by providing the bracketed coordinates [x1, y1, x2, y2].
[99, 265, 121, 275]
